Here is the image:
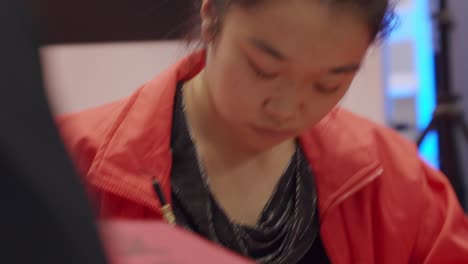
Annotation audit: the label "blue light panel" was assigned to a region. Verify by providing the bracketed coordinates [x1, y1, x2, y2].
[413, 0, 439, 168]
[387, 0, 439, 167]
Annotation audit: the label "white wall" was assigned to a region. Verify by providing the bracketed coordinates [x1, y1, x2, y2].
[341, 46, 385, 124]
[40, 41, 188, 115]
[40, 41, 385, 124]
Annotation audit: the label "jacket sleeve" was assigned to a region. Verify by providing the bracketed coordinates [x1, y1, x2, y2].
[410, 162, 468, 263]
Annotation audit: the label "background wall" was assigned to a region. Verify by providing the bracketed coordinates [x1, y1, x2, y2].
[40, 42, 386, 124]
[40, 41, 188, 114]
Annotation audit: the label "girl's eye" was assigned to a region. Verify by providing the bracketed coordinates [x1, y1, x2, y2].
[247, 59, 278, 80]
[315, 82, 340, 95]
[254, 68, 277, 79]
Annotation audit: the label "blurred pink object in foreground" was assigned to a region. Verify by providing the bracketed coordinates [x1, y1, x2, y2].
[100, 221, 254, 264]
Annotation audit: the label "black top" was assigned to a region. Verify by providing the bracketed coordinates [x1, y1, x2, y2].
[170, 84, 330, 263]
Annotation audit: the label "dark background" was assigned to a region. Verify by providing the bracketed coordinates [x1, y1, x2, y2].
[26, 0, 195, 44]
[448, 0, 468, 205]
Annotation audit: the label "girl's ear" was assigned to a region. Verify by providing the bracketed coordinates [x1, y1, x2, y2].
[200, 0, 220, 44]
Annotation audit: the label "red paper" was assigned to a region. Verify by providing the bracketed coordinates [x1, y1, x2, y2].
[100, 221, 254, 264]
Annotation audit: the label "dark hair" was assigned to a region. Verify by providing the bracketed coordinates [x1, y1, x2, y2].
[187, 0, 397, 43]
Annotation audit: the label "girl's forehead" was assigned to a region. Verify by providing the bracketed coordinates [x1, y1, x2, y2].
[224, 2, 371, 69]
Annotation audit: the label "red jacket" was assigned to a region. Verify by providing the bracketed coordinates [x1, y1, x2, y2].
[59, 51, 468, 263]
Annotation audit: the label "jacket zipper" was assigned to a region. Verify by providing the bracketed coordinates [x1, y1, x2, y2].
[91, 177, 164, 218]
[320, 165, 384, 264]
[327, 166, 384, 217]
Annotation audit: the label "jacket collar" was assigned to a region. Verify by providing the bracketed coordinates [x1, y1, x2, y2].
[89, 50, 382, 216]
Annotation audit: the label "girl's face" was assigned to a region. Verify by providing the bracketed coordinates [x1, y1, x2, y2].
[201, 0, 371, 150]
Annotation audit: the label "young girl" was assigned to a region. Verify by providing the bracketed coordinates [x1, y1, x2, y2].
[59, 0, 468, 263]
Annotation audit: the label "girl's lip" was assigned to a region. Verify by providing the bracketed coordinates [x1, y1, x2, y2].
[250, 125, 295, 140]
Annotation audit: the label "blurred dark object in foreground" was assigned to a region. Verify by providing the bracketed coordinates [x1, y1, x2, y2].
[0, 1, 106, 263]
[26, 0, 194, 44]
